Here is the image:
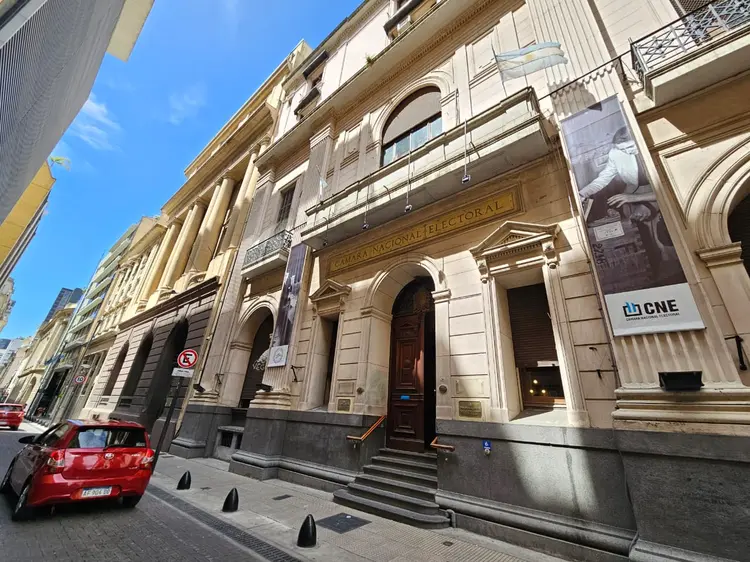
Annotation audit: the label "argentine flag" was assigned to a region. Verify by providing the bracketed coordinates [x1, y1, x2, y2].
[494, 42, 568, 81]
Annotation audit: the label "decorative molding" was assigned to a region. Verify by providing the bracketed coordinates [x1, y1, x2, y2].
[697, 243, 744, 268]
[431, 288, 452, 304]
[470, 221, 561, 282]
[309, 279, 352, 303]
[360, 306, 392, 323]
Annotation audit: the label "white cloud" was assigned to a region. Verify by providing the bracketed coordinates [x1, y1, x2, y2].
[168, 84, 207, 125]
[220, 0, 242, 40]
[70, 94, 121, 150]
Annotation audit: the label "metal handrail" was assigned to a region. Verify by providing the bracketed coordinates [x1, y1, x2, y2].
[631, 0, 750, 81]
[346, 415, 386, 445]
[430, 436, 455, 452]
[243, 230, 292, 269]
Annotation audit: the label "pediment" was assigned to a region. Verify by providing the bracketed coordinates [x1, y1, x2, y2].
[309, 279, 352, 303]
[470, 220, 560, 258]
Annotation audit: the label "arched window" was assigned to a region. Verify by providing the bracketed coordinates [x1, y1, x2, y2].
[381, 87, 442, 166]
[121, 332, 153, 400]
[102, 343, 129, 397]
[729, 193, 750, 276]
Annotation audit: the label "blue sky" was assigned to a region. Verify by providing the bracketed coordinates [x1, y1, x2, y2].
[2, 0, 362, 339]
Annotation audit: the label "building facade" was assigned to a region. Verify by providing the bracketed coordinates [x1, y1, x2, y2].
[0, 162, 55, 288]
[30, 218, 157, 424]
[165, 1, 750, 561]
[42, 287, 83, 324]
[9, 304, 74, 408]
[0, 0, 154, 225]
[0, 277, 14, 333]
[78, 42, 311, 451]
[0, 336, 33, 402]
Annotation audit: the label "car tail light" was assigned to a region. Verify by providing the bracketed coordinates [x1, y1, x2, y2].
[140, 449, 155, 469]
[46, 450, 65, 474]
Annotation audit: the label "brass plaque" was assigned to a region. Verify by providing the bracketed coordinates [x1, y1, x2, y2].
[336, 398, 352, 412]
[329, 188, 519, 273]
[458, 400, 483, 419]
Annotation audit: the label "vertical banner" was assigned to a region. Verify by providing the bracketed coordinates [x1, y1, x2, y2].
[267, 243, 306, 367]
[560, 96, 704, 336]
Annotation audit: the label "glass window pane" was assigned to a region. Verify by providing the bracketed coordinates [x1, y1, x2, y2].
[394, 135, 410, 159]
[430, 115, 443, 138]
[382, 143, 396, 166]
[411, 123, 429, 150]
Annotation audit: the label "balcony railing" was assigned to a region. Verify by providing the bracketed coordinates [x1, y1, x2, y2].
[631, 0, 750, 82]
[243, 230, 292, 269]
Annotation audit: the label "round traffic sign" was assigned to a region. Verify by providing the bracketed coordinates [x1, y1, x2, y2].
[177, 349, 198, 369]
[73, 375, 86, 385]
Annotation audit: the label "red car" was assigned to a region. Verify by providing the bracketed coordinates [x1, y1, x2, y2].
[0, 403, 24, 430]
[1, 419, 154, 521]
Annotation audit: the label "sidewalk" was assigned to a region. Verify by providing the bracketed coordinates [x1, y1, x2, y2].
[149, 455, 568, 562]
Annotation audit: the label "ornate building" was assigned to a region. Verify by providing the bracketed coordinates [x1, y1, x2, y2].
[168, 1, 750, 561]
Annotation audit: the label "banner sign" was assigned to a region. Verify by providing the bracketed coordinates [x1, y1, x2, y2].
[268, 243, 306, 368]
[560, 96, 704, 336]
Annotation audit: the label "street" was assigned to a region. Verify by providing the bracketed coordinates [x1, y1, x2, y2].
[0, 427, 262, 562]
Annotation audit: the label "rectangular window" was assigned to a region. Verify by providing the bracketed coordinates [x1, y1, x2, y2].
[276, 187, 295, 227]
[69, 427, 148, 449]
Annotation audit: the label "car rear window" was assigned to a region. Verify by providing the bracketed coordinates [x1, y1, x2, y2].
[69, 428, 148, 449]
[0, 405, 22, 412]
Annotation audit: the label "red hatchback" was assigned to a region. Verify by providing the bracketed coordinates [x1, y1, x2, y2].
[0, 403, 24, 430]
[1, 419, 154, 521]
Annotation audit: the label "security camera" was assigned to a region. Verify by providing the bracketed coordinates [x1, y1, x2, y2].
[461, 174, 471, 185]
[362, 222, 369, 230]
[404, 204, 413, 213]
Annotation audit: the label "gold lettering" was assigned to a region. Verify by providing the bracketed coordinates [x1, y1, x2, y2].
[329, 189, 518, 273]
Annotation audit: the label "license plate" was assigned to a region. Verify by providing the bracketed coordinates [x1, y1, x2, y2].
[81, 487, 112, 498]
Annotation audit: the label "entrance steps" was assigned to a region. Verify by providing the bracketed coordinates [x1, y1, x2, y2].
[333, 448, 450, 528]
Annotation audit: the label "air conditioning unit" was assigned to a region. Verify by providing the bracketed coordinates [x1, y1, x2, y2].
[397, 15, 412, 32]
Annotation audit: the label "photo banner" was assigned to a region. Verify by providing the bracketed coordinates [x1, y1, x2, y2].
[268, 243, 306, 368]
[560, 96, 704, 336]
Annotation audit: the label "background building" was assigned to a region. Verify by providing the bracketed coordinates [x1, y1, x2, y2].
[28, 218, 156, 424]
[0, 336, 32, 401]
[0, 277, 14, 333]
[0, 0, 154, 224]
[43, 287, 83, 324]
[161, 1, 750, 561]
[0, 162, 55, 288]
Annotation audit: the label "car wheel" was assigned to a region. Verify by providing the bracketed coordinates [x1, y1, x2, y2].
[9, 426, 18, 431]
[0, 460, 13, 494]
[11, 481, 34, 522]
[121, 495, 142, 509]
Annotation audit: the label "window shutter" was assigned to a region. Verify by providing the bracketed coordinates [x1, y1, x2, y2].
[382, 87, 441, 146]
[507, 284, 558, 368]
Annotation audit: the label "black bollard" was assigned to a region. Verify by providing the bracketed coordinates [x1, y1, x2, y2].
[222, 488, 239, 512]
[177, 471, 192, 490]
[297, 514, 317, 548]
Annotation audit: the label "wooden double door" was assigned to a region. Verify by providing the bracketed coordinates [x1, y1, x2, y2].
[386, 278, 436, 452]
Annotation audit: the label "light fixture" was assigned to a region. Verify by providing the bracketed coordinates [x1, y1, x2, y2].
[362, 222, 369, 230]
[533, 379, 539, 385]
[529, 389, 534, 395]
[658, 371, 703, 391]
[541, 389, 547, 395]
[461, 174, 471, 185]
[322, 238, 328, 247]
[404, 204, 412, 213]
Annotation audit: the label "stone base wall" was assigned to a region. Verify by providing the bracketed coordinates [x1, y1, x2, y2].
[170, 403, 232, 458]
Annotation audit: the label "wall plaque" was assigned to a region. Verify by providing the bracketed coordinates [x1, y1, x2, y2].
[458, 400, 483, 419]
[329, 187, 520, 273]
[336, 398, 352, 412]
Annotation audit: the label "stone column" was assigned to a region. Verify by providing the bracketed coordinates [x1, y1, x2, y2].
[159, 202, 206, 290]
[186, 176, 236, 275]
[433, 289, 453, 420]
[222, 147, 262, 253]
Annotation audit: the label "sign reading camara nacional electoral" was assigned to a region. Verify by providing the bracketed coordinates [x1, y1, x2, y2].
[560, 96, 703, 336]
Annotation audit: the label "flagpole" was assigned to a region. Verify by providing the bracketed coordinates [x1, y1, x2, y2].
[491, 44, 508, 98]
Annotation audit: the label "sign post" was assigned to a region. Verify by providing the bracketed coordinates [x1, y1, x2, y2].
[153, 349, 198, 468]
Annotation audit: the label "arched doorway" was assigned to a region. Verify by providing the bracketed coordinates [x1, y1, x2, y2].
[120, 332, 153, 406]
[144, 318, 189, 430]
[387, 276, 436, 452]
[728, 193, 750, 276]
[239, 313, 274, 408]
[103, 343, 129, 398]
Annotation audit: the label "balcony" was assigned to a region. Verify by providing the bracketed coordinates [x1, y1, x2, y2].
[631, 0, 750, 105]
[241, 230, 293, 280]
[302, 87, 550, 249]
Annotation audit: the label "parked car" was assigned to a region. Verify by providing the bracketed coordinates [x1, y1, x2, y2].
[1, 419, 154, 521]
[0, 403, 24, 430]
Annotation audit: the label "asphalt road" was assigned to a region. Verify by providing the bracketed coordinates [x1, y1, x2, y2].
[0, 427, 261, 561]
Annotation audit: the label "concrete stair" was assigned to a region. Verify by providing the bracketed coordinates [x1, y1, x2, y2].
[334, 448, 450, 528]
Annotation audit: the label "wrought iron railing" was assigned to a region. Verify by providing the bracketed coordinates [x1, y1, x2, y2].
[631, 0, 750, 81]
[243, 230, 292, 269]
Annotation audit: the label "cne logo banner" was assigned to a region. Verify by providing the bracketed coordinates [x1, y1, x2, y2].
[605, 284, 704, 336]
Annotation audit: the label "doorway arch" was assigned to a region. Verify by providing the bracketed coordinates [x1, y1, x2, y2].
[120, 332, 153, 402]
[239, 311, 274, 408]
[102, 343, 129, 397]
[728, 193, 750, 276]
[143, 318, 189, 430]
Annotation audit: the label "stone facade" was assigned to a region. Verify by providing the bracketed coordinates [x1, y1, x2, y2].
[166, 1, 750, 561]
